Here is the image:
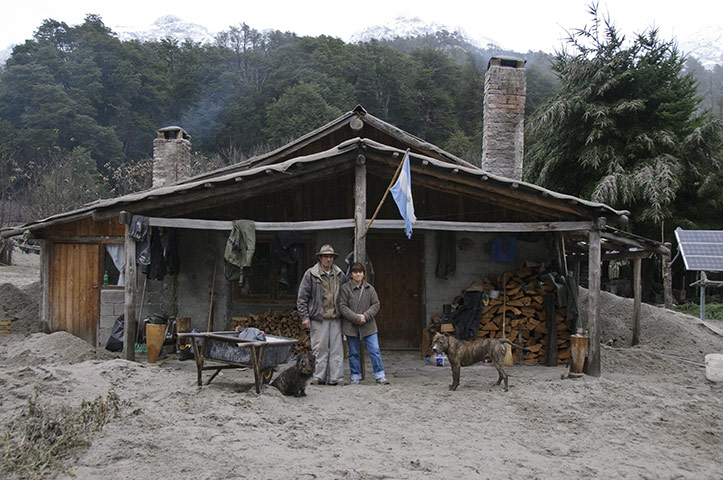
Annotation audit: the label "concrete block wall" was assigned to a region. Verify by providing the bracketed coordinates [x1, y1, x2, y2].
[98, 278, 169, 347]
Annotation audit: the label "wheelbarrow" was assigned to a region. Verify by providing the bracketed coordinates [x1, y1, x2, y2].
[177, 331, 297, 393]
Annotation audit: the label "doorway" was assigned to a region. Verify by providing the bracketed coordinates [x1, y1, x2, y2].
[367, 236, 424, 349]
[51, 243, 100, 345]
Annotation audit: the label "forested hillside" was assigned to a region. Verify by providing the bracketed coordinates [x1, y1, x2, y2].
[0, 12, 721, 245]
[0, 15, 559, 223]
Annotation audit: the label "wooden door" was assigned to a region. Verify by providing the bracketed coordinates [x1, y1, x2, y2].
[51, 243, 100, 345]
[367, 236, 424, 349]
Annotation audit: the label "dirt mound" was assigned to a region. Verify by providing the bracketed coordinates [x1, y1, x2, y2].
[0, 281, 40, 336]
[0, 331, 115, 366]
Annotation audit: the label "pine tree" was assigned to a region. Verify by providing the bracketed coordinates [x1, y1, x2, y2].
[524, 3, 723, 237]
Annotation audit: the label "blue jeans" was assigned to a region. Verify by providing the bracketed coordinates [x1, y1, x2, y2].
[347, 333, 385, 381]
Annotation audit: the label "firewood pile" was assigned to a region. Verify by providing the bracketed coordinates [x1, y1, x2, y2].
[232, 310, 311, 355]
[438, 261, 572, 364]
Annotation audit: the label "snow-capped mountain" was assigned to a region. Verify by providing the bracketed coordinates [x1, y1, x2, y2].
[113, 15, 216, 45]
[350, 16, 501, 50]
[679, 25, 723, 69]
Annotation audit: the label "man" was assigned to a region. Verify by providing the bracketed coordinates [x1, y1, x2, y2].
[297, 244, 345, 385]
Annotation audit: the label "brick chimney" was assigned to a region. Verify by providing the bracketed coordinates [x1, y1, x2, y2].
[482, 56, 526, 180]
[152, 126, 191, 188]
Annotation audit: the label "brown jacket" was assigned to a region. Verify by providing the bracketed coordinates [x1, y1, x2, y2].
[339, 280, 380, 338]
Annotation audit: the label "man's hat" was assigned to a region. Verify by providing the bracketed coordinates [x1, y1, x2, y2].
[316, 244, 339, 257]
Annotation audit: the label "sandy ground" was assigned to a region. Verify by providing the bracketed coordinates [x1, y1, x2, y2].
[1, 250, 722, 479]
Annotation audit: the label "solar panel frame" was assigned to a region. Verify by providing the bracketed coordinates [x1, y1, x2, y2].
[675, 228, 723, 272]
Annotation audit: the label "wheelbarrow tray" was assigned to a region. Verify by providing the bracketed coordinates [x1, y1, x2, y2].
[177, 331, 297, 393]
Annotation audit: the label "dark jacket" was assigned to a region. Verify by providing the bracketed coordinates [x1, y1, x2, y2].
[339, 280, 380, 338]
[297, 262, 345, 323]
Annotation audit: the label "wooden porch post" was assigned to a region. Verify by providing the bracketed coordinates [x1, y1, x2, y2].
[585, 218, 604, 377]
[662, 242, 673, 309]
[632, 257, 642, 346]
[120, 212, 137, 361]
[39, 239, 51, 333]
[354, 154, 367, 263]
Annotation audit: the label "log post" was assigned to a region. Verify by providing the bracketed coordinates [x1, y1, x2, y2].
[120, 212, 137, 361]
[39, 239, 51, 333]
[632, 257, 642, 346]
[662, 242, 673, 309]
[585, 218, 604, 377]
[354, 154, 367, 263]
[699, 271, 707, 321]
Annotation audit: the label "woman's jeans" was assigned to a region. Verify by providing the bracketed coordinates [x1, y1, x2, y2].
[346, 333, 385, 381]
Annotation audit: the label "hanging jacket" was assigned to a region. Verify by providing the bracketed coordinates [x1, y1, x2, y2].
[224, 220, 256, 283]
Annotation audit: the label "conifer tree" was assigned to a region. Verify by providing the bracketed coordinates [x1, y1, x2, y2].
[525, 3, 722, 237]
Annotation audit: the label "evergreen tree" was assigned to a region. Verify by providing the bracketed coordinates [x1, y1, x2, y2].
[524, 3, 723, 237]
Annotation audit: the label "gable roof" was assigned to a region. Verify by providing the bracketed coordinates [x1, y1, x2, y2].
[2, 105, 632, 238]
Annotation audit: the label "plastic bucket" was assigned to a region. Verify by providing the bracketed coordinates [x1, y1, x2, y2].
[146, 323, 165, 363]
[570, 334, 589, 374]
[704, 353, 723, 382]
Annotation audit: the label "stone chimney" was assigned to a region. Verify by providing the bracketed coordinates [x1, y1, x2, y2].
[482, 56, 526, 180]
[152, 126, 191, 188]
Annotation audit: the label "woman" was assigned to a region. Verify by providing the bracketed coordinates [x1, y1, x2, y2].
[339, 262, 390, 385]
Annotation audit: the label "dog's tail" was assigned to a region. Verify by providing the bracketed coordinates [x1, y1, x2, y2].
[500, 338, 531, 353]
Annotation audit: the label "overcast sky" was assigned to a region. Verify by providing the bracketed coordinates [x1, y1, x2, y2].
[2, 0, 720, 53]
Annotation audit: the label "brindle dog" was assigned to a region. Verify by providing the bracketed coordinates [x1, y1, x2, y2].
[270, 354, 316, 397]
[431, 332, 527, 392]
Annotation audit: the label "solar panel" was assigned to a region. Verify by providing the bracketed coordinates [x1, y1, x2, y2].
[675, 228, 723, 272]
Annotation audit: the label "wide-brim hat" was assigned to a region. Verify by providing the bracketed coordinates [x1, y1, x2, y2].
[316, 244, 339, 257]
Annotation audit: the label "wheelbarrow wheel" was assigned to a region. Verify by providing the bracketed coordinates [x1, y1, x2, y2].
[262, 369, 274, 384]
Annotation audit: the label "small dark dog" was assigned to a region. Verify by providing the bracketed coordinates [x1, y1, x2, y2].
[431, 332, 527, 392]
[270, 354, 315, 397]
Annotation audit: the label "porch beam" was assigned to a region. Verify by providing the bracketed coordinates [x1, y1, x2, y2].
[142, 216, 594, 233]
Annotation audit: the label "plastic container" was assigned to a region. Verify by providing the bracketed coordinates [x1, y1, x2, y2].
[704, 353, 723, 382]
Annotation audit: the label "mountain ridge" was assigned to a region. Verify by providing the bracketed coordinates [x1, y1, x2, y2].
[1, 15, 720, 69]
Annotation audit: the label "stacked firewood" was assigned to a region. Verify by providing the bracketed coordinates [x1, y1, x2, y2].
[232, 310, 311, 355]
[461, 262, 571, 364]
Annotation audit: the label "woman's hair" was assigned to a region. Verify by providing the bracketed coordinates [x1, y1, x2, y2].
[350, 262, 365, 274]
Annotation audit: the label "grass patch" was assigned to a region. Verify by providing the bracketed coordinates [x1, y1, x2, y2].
[674, 301, 723, 321]
[0, 390, 129, 478]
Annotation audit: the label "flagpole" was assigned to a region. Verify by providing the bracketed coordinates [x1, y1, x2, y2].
[361, 148, 410, 238]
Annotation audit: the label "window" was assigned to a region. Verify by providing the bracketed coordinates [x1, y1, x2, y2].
[233, 235, 313, 302]
[103, 244, 124, 287]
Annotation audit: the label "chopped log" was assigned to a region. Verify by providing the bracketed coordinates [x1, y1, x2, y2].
[233, 310, 311, 355]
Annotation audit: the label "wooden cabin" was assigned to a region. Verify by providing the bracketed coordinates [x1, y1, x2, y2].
[1, 58, 669, 375]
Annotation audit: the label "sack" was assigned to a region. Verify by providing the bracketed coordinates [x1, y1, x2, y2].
[237, 327, 266, 342]
[105, 315, 124, 352]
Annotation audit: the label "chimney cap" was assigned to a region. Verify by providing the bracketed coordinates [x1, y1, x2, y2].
[488, 56, 526, 69]
[157, 126, 190, 140]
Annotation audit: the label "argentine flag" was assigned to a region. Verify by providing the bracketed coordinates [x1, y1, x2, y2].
[390, 153, 417, 238]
